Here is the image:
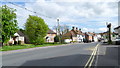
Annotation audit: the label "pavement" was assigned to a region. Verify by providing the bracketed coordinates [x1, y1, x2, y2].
[2, 42, 98, 67]
[94, 44, 120, 68]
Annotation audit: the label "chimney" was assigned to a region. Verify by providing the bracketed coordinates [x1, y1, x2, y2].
[67, 29, 69, 32]
[72, 26, 75, 30]
[76, 27, 78, 31]
[79, 28, 81, 31]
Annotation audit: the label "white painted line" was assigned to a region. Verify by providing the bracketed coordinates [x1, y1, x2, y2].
[94, 47, 99, 66]
[88, 46, 98, 68]
[84, 43, 100, 68]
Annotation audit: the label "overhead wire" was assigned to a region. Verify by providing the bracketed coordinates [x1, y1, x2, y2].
[5, 1, 56, 19]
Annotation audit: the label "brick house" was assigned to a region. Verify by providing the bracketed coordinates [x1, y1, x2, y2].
[62, 27, 85, 43]
[84, 32, 99, 42]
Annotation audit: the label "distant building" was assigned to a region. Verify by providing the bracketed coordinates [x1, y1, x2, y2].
[45, 29, 56, 43]
[114, 26, 120, 37]
[9, 30, 25, 45]
[62, 27, 85, 43]
[8, 29, 57, 45]
[100, 31, 117, 41]
[86, 32, 98, 42]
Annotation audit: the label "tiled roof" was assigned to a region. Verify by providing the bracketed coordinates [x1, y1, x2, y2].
[47, 29, 56, 34]
[17, 30, 25, 36]
[63, 29, 84, 37]
[114, 26, 120, 29]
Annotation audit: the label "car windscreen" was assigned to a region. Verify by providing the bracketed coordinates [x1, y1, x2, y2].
[116, 37, 120, 39]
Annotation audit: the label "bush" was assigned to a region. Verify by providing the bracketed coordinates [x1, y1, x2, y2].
[54, 35, 59, 42]
[14, 41, 18, 45]
[18, 41, 21, 45]
[70, 41, 77, 43]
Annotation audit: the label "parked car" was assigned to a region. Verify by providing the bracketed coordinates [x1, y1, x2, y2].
[101, 38, 107, 43]
[115, 37, 120, 45]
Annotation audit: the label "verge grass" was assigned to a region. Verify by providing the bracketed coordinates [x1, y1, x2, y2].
[1, 43, 63, 51]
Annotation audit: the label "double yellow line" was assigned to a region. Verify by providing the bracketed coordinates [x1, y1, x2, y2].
[84, 43, 100, 68]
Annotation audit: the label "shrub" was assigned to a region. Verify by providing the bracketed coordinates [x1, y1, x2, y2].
[14, 41, 18, 45]
[54, 35, 59, 42]
[18, 41, 21, 45]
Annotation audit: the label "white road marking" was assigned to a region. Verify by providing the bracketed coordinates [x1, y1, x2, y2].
[84, 43, 100, 68]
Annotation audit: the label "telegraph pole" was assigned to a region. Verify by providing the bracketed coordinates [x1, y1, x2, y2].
[57, 18, 61, 43]
[106, 22, 112, 44]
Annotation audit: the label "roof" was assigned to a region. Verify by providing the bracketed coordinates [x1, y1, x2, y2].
[47, 29, 56, 34]
[76, 30, 85, 35]
[17, 30, 25, 36]
[88, 32, 97, 36]
[114, 26, 120, 30]
[63, 29, 84, 37]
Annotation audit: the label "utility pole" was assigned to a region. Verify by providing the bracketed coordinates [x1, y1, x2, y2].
[106, 22, 112, 44]
[57, 18, 61, 43]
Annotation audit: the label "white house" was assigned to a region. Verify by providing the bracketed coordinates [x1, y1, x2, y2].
[114, 26, 120, 37]
[45, 29, 56, 43]
[9, 31, 25, 44]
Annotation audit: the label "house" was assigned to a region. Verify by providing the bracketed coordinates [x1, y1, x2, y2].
[45, 29, 57, 43]
[88, 32, 98, 42]
[83, 32, 101, 42]
[95, 33, 102, 41]
[84, 32, 94, 42]
[114, 26, 120, 37]
[62, 27, 85, 43]
[8, 29, 57, 45]
[9, 30, 25, 45]
[100, 31, 117, 42]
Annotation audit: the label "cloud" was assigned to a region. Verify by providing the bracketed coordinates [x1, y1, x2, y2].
[2, 0, 118, 33]
[98, 27, 107, 32]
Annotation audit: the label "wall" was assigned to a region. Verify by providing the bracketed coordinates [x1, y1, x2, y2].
[72, 37, 77, 41]
[46, 34, 56, 42]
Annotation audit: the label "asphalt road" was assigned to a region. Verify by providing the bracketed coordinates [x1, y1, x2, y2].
[95, 45, 119, 68]
[2, 43, 98, 67]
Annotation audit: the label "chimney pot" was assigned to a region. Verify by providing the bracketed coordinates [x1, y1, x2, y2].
[72, 26, 75, 30]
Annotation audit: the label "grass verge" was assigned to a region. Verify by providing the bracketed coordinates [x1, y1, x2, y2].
[1, 43, 63, 51]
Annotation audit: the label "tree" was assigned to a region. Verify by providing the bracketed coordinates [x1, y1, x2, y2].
[53, 24, 69, 43]
[1, 5, 18, 45]
[25, 15, 48, 45]
[53, 24, 69, 35]
[0, 6, 2, 43]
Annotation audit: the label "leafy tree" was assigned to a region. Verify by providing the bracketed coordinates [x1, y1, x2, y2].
[25, 15, 48, 45]
[0, 6, 2, 43]
[1, 5, 18, 44]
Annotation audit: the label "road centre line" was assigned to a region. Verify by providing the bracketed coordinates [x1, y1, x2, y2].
[84, 43, 100, 68]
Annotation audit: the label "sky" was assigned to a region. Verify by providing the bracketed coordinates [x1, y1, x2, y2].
[1, 0, 119, 33]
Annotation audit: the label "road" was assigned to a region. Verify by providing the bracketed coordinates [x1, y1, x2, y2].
[2, 43, 98, 67]
[95, 45, 119, 68]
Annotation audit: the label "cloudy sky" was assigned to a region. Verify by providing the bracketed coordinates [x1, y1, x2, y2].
[1, 0, 119, 33]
